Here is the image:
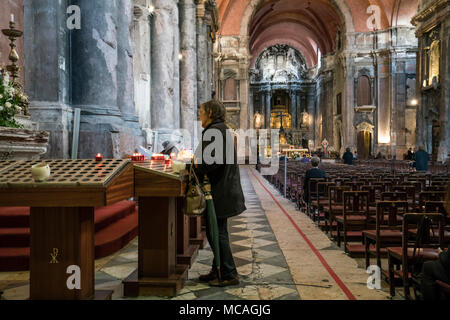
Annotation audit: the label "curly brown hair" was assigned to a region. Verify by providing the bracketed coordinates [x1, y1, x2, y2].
[201, 100, 226, 122]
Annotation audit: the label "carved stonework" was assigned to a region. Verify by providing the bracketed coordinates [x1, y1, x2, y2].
[252, 45, 308, 83]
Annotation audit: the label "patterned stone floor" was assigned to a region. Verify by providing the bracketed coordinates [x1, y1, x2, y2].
[0, 167, 300, 300]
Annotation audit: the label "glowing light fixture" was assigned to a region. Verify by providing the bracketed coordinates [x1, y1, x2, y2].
[147, 5, 155, 14]
[410, 99, 418, 106]
[178, 53, 183, 61]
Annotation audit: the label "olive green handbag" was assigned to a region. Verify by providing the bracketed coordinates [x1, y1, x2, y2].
[184, 162, 206, 216]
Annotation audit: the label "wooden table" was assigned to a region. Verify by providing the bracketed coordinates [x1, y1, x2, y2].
[0, 159, 133, 300]
[123, 161, 194, 297]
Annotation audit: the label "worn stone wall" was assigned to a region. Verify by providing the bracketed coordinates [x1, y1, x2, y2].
[413, 0, 449, 162]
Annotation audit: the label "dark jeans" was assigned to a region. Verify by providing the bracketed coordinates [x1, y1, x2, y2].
[205, 216, 238, 279]
[421, 260, 450, 300]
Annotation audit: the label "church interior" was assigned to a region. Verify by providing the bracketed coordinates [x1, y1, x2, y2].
[0, 0, 449, 302]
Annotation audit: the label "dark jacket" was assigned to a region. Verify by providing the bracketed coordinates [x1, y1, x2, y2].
[414, 150, 429, 171]
[195, 119, 246, 219]
[343, 151, 353, 165]
[303, 167, 327, 203]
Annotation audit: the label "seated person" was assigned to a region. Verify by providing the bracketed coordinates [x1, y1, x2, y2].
[420, 246, 450, 300]
[343, 148, 354, 165]
[303, 157, 326, 204]
[300, 155, 310, 163]
[414, 145, 429, 171]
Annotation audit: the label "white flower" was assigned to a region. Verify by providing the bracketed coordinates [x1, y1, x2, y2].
[14, 105, 22, 112]
[5, 102, 12, 108]
[0, 105, 3, 111]
[0, 94, 3, 99]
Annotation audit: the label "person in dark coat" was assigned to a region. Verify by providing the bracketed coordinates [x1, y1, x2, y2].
[407, 148, 414, 160]
[414, 145, 429, 171]
[303, 157, 327, 204]
[195, 100, 246, 287]
[343, 147, 354, 165]
[420, 246, 450, 300]
[160, 140, 178, 156]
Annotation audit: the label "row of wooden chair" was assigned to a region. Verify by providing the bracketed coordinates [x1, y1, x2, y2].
[259, 160, 449, 299]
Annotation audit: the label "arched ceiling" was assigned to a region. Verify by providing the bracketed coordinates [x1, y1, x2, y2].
[217, 0, 419, 67]
[249, 0, 342, 67]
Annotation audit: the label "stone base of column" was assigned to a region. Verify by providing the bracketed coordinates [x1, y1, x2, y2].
[29, 102, 74, 159]
[77, 106, 146, 159]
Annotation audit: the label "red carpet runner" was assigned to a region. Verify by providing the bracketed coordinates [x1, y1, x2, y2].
[250, 168, 357, 300]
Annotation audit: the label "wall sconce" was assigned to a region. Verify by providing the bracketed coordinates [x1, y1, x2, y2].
[410, 99, 418, 106]
[147, 5, 155, 14]
[178, 53, 183, 61]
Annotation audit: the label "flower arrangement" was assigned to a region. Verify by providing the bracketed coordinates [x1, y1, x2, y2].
[0, 66, 28, 128]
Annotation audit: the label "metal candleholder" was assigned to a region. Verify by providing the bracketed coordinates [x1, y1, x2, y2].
[2, 20, 29, 116]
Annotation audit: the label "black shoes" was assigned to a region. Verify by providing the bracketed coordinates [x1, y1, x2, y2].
[208, 277, 240, 287]
[198, 270, 218, 282]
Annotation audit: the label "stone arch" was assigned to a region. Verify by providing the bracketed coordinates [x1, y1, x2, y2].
[239, 0, 355, 44]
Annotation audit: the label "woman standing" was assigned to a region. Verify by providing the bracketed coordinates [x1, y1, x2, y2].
[195, 100, 246, 287]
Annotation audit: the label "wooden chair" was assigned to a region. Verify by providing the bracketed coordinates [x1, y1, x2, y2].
[313, 182, 335, 224]
[418, 192, 446, 211]
[335, 191, 370, 254]
[387, 213, 446, 299]
[324, 186, 350, 236]
[394, 185, 417, 211]
[306, 178, 326, 218]
[364, 201, 408, 269]
[382, 192, 407, 201]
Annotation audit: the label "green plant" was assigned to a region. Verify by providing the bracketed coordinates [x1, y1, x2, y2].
[0, 67, 26, 128]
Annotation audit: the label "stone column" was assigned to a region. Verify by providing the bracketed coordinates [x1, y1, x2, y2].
[265, 91, 272, 129]
[133, 1, 152, 142]
[180, 0, 197, 134]
[248, 88, 254, 129]
[71, 0, 125, 158]
[151, 0, 181, 149]
[290, 90, 297, 129]
[117, 0, 146, 154]
[239, 78, 249, 130]
[377, 52, 391, 151]
[24, 0, 72, 158]
[196, 4, 208, 106]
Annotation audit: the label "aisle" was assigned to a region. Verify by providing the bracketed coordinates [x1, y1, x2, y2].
[247, 167, 390, 300]
[0, 166, 393, 300]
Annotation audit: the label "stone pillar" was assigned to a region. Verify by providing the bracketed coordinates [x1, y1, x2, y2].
[342, 55, 355, 152]
[265, 91, 272, 129]
[151, 0, 181, 149]
[71, 0, 124, 158]
[180, 0, 197, 135]
[133, 1, 152, 142]
[248, 88, 254, 129]
[306, 90, 316, 147]
[290, 90, 297, 129]
[377, 52, 391, 148]
[24, 0, 73, 158]
[117, 0, 146, 154]
[196, 5, 208, 106]
[239, 78, 249, 130]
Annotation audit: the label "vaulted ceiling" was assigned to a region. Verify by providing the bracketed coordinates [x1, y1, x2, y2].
[217, 0, 419, 67]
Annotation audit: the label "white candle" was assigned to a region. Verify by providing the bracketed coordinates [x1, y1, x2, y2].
[10, 14, 14, 23]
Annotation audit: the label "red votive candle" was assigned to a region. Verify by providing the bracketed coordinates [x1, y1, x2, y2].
[95, 153, 103, 161]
